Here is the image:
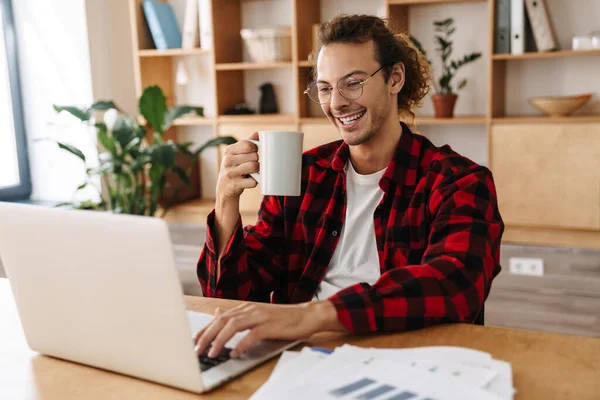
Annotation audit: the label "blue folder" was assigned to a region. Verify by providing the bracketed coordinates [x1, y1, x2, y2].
[142, 0, 182, 50]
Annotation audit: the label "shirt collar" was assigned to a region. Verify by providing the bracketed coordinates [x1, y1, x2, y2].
[315, 122, 419, 187]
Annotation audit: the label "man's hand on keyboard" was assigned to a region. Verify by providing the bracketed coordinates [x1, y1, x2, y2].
[193, 300, 345, 359]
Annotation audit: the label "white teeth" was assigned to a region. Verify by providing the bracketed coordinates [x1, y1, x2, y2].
[339, 111, 365, 125]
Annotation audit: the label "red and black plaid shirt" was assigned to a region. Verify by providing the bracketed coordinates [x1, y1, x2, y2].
[197, 123, 504, 333]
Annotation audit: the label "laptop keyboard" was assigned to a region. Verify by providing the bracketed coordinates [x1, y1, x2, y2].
[198, 346, 232, 372]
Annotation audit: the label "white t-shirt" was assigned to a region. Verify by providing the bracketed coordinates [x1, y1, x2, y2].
[313, 161, 386, 300]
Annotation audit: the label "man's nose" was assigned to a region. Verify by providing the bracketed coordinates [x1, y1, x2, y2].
[329, 88, 350, 111]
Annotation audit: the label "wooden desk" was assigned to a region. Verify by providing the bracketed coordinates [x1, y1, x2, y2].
[1, 278, 598, 400]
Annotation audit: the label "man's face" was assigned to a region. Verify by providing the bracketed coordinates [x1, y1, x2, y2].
[316, 40, 392, 146]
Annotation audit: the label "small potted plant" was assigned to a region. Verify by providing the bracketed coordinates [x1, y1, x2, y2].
[412, 18, 482, 118]
[51, 85, 236, 216]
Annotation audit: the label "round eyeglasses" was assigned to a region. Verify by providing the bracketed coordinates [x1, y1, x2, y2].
[303, 65, 387, 105]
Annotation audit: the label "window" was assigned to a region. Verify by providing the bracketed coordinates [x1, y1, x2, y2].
[0, 0, 30, 200]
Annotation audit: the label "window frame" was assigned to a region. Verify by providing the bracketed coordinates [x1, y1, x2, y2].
[0, 0, 30, 200]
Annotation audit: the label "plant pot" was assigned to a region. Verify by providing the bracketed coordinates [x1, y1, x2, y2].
[431, 94, 458, 118]
[158, 151, 201, 208]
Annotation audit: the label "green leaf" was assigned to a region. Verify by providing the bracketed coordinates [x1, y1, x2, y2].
[53, 105, 91, 121]
[57, 142, 86, 162]
[112, 117, 136, 150]
[54, 202, 74, 208]
[95, 123, 117, 156]
[76, 182, 87, 191]
[151, 144, 176, 168]
[163, 106, 204, 131]
[458, 79, 467, 90]
[90, 100, 121, 112]
[194, 136, 237, 157]
[139, 85, 166, 134]
[123, 137, 142, 154]
[149, 164, 163, 184]
[173, 165, 192, 186]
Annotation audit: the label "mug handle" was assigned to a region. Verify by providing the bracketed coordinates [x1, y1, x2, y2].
[247, 139, 260, 184]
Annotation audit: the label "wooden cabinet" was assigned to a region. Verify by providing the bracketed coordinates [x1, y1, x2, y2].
[491, 123, 600, 231]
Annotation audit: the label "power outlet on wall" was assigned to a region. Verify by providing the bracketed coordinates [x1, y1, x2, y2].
[509, 257, 545, 276]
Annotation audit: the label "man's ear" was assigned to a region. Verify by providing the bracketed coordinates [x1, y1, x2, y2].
[389, 62, 405, 95]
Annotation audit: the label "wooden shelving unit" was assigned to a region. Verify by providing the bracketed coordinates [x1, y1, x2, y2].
[492, 49, 600, 61]
[128, 0, 600, 248]
[492, 115, 600, 124]
[172, 116, 216, 126]
[389, 0, 485, 4]
[215, 62, 294, 71]
[137, 48, 211, 57]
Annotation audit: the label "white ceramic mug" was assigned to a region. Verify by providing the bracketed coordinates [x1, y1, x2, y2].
[248, 131, 304, 196]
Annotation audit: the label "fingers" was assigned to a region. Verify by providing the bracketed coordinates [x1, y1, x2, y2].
[194, 304, 248, 354]
[247, 131, 259, 140]
[231, 327, 264, 358]
[223, 137, 258, 157]
[207, 313, 266, 358]
[193, 307, 223, 345]
[222, 152, 259, 168]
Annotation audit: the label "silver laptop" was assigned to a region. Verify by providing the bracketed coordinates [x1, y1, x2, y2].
[0, 202, 300, 393]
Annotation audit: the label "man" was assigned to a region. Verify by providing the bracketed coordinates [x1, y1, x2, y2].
[194, 14, 504, 359]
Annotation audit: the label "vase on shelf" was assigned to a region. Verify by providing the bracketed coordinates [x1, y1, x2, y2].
[432, 94, 458, 118]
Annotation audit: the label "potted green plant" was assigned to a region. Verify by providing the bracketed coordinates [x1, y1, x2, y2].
[411, 18, 482, 118]
[51, 85, 236, 217]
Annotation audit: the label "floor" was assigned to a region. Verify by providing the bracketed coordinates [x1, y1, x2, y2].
[2, 222, 598, 338]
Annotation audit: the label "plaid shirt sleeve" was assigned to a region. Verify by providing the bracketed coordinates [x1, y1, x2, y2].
[197, 195, 286, 303]
[328, 165, 504, 334]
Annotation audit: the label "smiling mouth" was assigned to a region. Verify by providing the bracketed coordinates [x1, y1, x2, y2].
[335, 110, 366, 127]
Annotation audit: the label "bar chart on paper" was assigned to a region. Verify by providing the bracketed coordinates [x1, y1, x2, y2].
[329, 377, 423, 399]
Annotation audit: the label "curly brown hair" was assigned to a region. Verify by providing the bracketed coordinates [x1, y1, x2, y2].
[311, 14, 431, 123]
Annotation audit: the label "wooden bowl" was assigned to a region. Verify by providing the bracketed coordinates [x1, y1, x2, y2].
[528, 93, 593, 117]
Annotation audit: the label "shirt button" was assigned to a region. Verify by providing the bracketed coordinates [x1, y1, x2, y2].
[332, 230, 338, 237]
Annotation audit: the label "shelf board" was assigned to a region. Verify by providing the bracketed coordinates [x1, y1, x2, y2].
[172, 116, 216, 126]
[215, 62, 293, 71]
[412, 115, 487, 125]
[492, 115, 600, 124]
[298, 60, 315, 68]
[492, 49, 600, 61]
[137, 48, 211, 57]
[218, 114, 297, 124]
[389, 0, 486, 5]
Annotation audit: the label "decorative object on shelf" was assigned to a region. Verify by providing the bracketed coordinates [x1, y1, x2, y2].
[240, 26, 292, 62]
[528, 93, 593, 117]
[259, 83, 279, 114]
[411, 18, 482, 118]
[572, 31, 600, 51]
[175, 61, 189, 86]
[50, 85, 236, 216]
[225, 102, 256, 115]
[592, 31, 600, 49]
[142, 0, 182, 50]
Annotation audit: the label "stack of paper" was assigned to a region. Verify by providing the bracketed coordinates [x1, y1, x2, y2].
[251, 345, 515, 400]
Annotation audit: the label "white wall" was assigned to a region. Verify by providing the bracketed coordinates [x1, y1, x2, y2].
[12, 0, 99, 202]
[85, 0, 138, 116]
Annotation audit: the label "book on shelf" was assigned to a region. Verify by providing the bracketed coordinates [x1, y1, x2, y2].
[524, 0, 557, 52]
[198, 0, 213, 50]
[494, 0, 511, 54]
[510, 0, 525, 54]
[181, 0, 199, 49]
[142, 0, 182, 50]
